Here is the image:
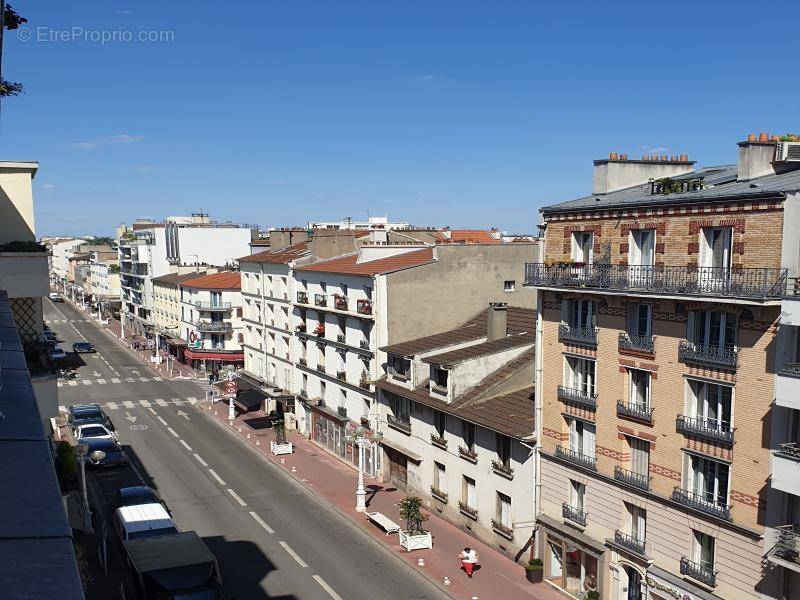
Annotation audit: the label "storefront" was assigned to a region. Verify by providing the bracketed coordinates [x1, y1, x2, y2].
[310, 405, 379, 477]
[183, 348, 244, 375]
[165, 337, 187, 361]
[645, 566, 723, 600]
[538, 515, 605, 598]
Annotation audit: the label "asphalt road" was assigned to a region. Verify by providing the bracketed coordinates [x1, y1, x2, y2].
[47, 298, 447, 600]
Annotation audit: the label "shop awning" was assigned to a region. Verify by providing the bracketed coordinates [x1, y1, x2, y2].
[234, 389, 266, 412]
[380, 437, 423, 463]
[183, 349, 244, 361]
[646, 565, 724, 600]
[166, 337, 187, 346]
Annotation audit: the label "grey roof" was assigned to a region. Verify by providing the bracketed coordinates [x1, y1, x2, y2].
[422, 333, 534, 368]
[543, 164, 800, 214]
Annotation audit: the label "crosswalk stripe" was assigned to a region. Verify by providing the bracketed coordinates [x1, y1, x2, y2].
[139, 377, 149, 382]
[186, 397, 198, 405]
[97, 379, 107, 384]
[126, 377, 136, 383]
[123, 401, 135, 409]
[140, 400, 151, 407]
[82, 380, 92, 385]
[68, 381, 78, 387]
[155, 398, 168, 407]
[152, 377, 163, 382]
[111, 378, 120, 384]
[106, 401, 119, 410]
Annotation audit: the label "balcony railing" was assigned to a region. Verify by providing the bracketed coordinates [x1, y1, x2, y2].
[359, 339, 370, 350]
[672, 487, 731, 520]
[387, 414, 411, 434]
[678, 340, 739, 370]
[194, 301, 232, 311]
[193, 320, 232, 332]
[772, 526, 800, 564]
[562, 503, 587, 527]
[778, 442, 800, 460]
[357, 299, 373, 315]
[614, 530, 646, 556]
[458, 501, 478, 520]
[336, 370, 347, 381]
[491, 519, 514, 540]
[297, 291, 308, 304]
[317, 363, 326, 373]
[315, 294, 327, 307]
[337, 333, 346, 343]
[524, 263, 788, 300]
[780, 362, 800, 377]
[458, 446, 478, 464]
[555, 445, 596, 470]
[298, 357, 307, 366]
[430, 433, 447, 449]
[558, 323, 598, 346]
[334, 295, 349, 311]
[618, 332, 655, 355]
[676, 414, 735, 445]
[616, 400, 653, 424]
[491, 460, 514, 480]
[557, 385, 597, 410]
[614, 466, 650, 491]
[680, 557, 717, 587]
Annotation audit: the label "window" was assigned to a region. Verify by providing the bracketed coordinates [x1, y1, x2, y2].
[434, 461, 446, 493]
[434, 410, 446, 437]
[496, 433, 511, 468]
[700, 227, 732, 271]
[364, 285, 373, 300]
[497, 492, 512, 527]
[389, 354, 410, 379]
[321, 282, 327, 294]
[571, 231, 594, 264]
[504, 280, 516, 292]
[320, 380, 326, 402]
[341, 283, 348, 296]
[628, 437, 650, 477]
[626, 503, 646, 541]
[689, 310, 737, 349]
[463, 421, 476, 451]
[568, 418, 595, 458]
[565, 298, 596, 330]
[626, 303, 652, 337]
[692, 530, 715, 571]
[685, 454, 729, 507]
[431, 366, 449, 390]
[463, 476, 477, 509]
[388, 392, 411, 422]
[687, 380, 733, 432]
[564, 356, 596, 395]
[337, 315, 346, 336]
[569, 480, 585, 511]
[630, 229, 656, 267]
[340, 388, 347, 407]
[210, 291, 222, 307]
[628, 369, 650, 410]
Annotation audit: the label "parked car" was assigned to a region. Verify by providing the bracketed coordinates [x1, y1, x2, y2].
[84, 437, 128, 468]
[72, 341, 95, 353]
[50, 347, 67, 360]
[114, 503, 177, 541]
[68, 403, 116, 432]
[116, 486, 165, 511]
[49, 292, 63, 302]
[43, 330, 57, 343]
[75, 423, 118, 443]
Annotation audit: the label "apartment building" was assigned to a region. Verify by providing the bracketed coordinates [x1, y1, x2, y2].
[376, 304, 536, 560]
[292, 242, 538, 474]
[151, 270, 212, 357]
[89, 251, 120, 302]
[525, 135, 800, 600]
[118, 213, 256, 336]
[48, 237, 86, 283]
[178, 271, 244, 374]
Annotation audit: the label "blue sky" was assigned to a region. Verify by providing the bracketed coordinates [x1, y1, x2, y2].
[5, 1, 799, 237]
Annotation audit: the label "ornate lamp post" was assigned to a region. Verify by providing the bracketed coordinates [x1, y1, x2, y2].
[344, 426, 383, 512]
[75, 443, 106, 532]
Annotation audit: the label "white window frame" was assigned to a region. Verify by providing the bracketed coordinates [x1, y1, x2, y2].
[684, 452, 730, 507]
[463, 476, 477, 509]
[434, 461, 446, 493]
[564, 356, 596, 395]
[699, 227, 733, 271]
[568, 417, 596, 458]
[626, 502, 647, 541]
[571, 231, 594, 264]
[692, 530, 715, 571]
[628, 436, 650, 477]
[497, 492, 512, 527]
[628, 369, 651, 410]
[686, 379, 734, 431]
[569, 479, 585, 511]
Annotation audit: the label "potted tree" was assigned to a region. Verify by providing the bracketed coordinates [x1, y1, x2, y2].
[586, 591, 600, 600]
[270, 419, 293, 455]
[524, 558, 544, 583]
[398, 496, 432, 551]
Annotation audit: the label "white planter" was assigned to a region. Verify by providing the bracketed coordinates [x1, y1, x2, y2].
[399, 531, 432, 552]
[270, 441, 293, 455]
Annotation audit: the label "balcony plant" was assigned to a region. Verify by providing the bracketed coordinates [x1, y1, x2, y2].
[586, 591, 600, 600]
[524, 558, 543, 584]
[313, 323, 325, 336]
[398, 496, 432, 552]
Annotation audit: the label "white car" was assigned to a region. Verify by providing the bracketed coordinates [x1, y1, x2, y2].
[48, 292, 63, 302]
[114, 503, 178, 541]
[75, 423, 118, 443]
[51, 347, 67, 360]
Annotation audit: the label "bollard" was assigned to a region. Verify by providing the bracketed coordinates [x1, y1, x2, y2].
[237, 426, 242, 433]
[256, 439, 260, 446]
[280, 458, 285, 464]
[291, 466, 297, 472]
[443, 576, 451, 586]
[417, 558, 425, 567]
[246, 433, 251, 439]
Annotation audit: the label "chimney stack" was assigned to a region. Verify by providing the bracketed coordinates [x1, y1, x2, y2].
[593, 152, 696, 195]
[486, 302, 508, 342]
[737, 132, 777, 181]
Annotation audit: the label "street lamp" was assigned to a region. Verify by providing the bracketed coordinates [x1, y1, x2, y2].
[75, 444, 106, 532]
[344, 426, 383, 512]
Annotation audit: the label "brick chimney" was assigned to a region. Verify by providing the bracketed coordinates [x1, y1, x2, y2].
[487, 302, 508, 341]
[737, 132, 778, 181]
[592, 152, 696, 195]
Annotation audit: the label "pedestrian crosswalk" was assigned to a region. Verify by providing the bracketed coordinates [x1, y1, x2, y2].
[46, 318, 94, 324]
[59, 397, 198, 413]
[57, 376, 177, 387]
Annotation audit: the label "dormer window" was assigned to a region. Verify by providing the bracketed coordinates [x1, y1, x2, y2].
[389, 354, 410, 381]
[431, 366, 449, 392]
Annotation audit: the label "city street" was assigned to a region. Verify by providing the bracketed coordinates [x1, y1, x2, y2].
[47, 297, 447, 600]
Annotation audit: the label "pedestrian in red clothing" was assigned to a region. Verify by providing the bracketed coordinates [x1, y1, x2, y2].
[459, 547, 478, 578]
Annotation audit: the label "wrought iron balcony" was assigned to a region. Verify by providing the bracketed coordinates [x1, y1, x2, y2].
[614, 466, 650, 491]
[458, 446, 478, 464]
[359, 339, 370, 350]
[780, 362, 800, 377]
[194, 301, 232, 311]
[314, 294, 327, 307]
[357, 299, 373, 315]
[193, 320, 232, 332]
[430, 433, 448, 449]
[678, 340, 739, 369]
[296, 291, 308, 304]
[298, 357, 307, 366]
[458, 501, 478, 520]
[558, 323, 598, 346]
[387, 414, 411, 434]
[524, 262, 788, 300]
[680, 557, 717, 587]
[491, 460, 514, 480]
[337, 333, 346, 343]
[772, 526, 800, 564]
[562, 502, 587, 527]
[614, 530, 646, 556]
[778, 442, 800, 460]
[618, 332, 655, 355]
[672, 487, 731, 520]
[554, 445, 596, 470]
[557, 385, 597, 410]
[616, 400, 653, 424]
[676, 414, 734, 445]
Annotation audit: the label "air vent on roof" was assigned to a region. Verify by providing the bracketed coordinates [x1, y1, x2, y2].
[775, 142, 800, 162]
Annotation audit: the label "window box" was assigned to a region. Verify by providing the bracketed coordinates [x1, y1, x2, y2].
[334, 295, 348, 311]
[430, 486, 448, 503]
[357, 299, 372, 315]
[296, 291, 308, 304]
[458, 446, 478, 464]
[491, 460, 514, 480]
[491, 519, 514, 540]
[458, 501, 478, 520]
[562, 502, 587, 527]
[387, 414, 411, 435]
[296, 322, 306, 332]
[430, 434, 447, 449]
[313, 324, 325, 336]
[314, 294, 327, 307]
[680, 557, 717, 587]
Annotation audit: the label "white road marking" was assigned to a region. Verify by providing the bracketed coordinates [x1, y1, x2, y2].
[152, 377, 163, 382]
[106, 401, 119, 410]
[186, 397, 198, 405]
[155, 398, 168, 407]
[227, 488, 248, 506]
[179, 439, 193, 451]
[138, 377, 149, 382]
[82, 380, 92, 385]
[68, 381, 78, 387]
[147, 407, 157, 415]
[279, 541, 308, 568]
[208, 470, 226, 486]
[111, 378, 121, 384]
[193, 454, 208, 467]
[249, 511, 274, 534]
[140, 400, 151, 407]
[156, 416, 168, 426]
[167, 427, 179, 438]
[123, 401, 135, 409]
[97, 378, 107, 384]
[312, 575, 343, 600]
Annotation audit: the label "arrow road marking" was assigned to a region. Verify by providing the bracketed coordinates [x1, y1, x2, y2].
[124, 412, 138, 423]
[92, 371, 102, 377]
[176, 410, 190, 421]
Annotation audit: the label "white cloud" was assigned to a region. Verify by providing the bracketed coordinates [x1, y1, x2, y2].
[41, 183, 55, 189]
[412, 74, 446, 82]
[641, 145, 670, 156]
[72, 134, 145, 150]
[115, 9, 133, 15]
[135, 165, 153, 172]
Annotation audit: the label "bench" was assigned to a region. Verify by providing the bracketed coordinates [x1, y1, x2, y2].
[366, 512, 401, 535]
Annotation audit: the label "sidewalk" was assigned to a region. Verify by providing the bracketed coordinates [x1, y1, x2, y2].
[203, 403, 563, 600]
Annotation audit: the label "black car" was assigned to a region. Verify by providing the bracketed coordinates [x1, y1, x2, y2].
[72, 341, 96, 353]
[116, 486, 165, 510]
[84, 437, 128, 468]
[68, 403, 115, 432]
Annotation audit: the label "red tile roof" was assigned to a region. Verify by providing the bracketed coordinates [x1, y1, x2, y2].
[179, 271, 241, 290]
[296, 247, 434, 276]
[441, 230, 500, 244]
[238, 242, 309, 264]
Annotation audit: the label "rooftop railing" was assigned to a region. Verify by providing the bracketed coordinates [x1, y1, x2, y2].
[525, 263, 788, 300]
